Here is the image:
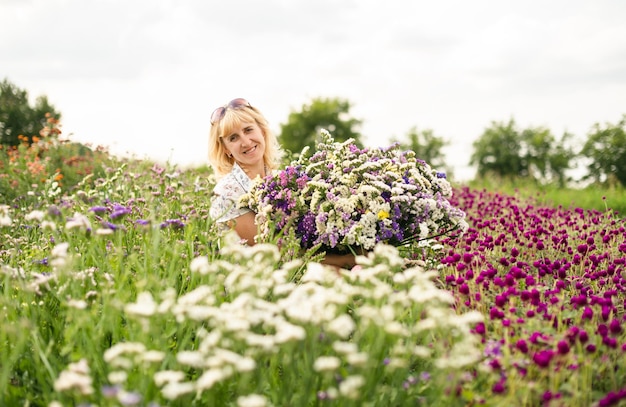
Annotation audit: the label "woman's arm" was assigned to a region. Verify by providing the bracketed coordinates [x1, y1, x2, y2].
[228, 211, 258, 245]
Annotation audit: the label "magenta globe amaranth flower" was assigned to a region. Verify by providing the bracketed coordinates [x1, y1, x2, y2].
[532, 350, 554, 368]
[582, 307, 594, 320]
[557, 340, 570, 355]
[492, 378, 506, 394]
[609, 319, 622, 334]
[515, 339, 528, 354]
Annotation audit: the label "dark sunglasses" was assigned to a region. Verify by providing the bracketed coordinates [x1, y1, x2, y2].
[210, 98, 251, 125]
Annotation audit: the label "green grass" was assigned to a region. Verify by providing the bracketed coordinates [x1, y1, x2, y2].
[466, 177, 626, 216]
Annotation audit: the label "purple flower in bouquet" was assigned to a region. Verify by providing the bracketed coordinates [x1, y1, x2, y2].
[240, 130, 468, 252]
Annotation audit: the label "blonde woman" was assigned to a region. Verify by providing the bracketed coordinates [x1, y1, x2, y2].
[208, 98, 281, 245]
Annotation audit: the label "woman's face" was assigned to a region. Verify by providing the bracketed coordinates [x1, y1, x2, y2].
[222, 121, 266, 167]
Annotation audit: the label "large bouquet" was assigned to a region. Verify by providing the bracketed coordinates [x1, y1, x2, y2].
[240, 130, 468, 253]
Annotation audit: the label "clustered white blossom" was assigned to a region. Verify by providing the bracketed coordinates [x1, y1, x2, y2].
[111, 238, 482, 403]
[0, 204, 12, 227]
[53, 359, 94, 395]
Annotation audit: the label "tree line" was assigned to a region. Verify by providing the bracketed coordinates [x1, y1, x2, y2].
[2, 78, 625, 187]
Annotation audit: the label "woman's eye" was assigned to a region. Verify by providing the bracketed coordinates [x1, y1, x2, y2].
[228, 135, 237, 142]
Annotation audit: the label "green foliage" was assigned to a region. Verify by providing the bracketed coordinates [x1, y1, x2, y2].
[0, 78, 61, 147]
[277, 97, 363, 156]
[470, 118, 524, 178]
[580, 114, 626, 187]
[470, 118, 574, 186]
[391, 126, 450, 175]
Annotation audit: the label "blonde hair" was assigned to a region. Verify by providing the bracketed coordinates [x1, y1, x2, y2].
[208, 103, 282, 178]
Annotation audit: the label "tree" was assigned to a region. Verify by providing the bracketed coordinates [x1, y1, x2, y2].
[277, 97, 363, 155]
[470, 118, 574, 186]
[470, 118, 527, 179]
[580, 114, 626, 187]
[545, 132, 576, 187]
[391, 126, 450, 173]
[0, 78, 61, 147]
[522, 127, 575, 187]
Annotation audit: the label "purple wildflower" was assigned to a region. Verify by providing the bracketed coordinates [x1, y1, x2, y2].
[89, 206, 107, 214]
[110, 204, 131, 220]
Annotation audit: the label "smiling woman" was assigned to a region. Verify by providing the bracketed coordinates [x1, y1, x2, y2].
[208, 98, 282, 245]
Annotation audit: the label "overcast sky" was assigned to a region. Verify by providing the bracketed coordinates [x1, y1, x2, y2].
[2, 0, 626, 180]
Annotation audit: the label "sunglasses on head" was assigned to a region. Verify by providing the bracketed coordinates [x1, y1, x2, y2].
[210, 98, 251, 125]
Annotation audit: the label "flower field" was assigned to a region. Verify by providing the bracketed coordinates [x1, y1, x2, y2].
[1, 150, 625, 406]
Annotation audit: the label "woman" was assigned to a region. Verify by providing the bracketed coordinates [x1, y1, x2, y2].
[208, 98, 356, 268]
[208, 98, 281, 245]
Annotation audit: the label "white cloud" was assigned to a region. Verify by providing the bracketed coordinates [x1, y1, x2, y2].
[2, 0, 626, 180]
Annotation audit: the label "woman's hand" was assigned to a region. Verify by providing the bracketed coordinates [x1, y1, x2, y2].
[321, 253, 357, 270]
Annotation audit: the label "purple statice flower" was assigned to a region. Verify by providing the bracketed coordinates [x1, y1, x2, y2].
[327, 231, 339, 248]
[484, 340, 503, 358]
[89, 206, 107, 214]
[110, 204, 131, 220]
[151, 163, 165, 175]
[317, 391, 329, 400]
[102, 384, 121, 398]
[278, 167, 293, 187]
[101, 221, 126, 231]
[34, 257, 49, 266]
[296, 213, 317, 247]
[118, 390, 142, 406]
[47, 205, 62, 217]
[160, 219, 185, 229]
[296, 173, 309, 189]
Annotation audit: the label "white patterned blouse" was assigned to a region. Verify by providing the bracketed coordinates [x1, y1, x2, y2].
[209, 162, 253, 229]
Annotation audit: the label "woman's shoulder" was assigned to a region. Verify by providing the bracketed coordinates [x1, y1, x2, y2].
[213, 163, 249, 196]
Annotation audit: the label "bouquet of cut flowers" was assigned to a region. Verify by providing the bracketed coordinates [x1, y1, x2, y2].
[240, 130, 468, 253]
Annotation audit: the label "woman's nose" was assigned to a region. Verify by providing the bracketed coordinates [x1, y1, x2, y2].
[240, 134, 251, 146]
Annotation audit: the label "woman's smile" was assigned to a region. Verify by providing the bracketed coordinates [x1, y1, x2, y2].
[243, 145, 258, 155]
